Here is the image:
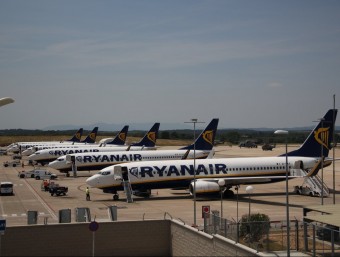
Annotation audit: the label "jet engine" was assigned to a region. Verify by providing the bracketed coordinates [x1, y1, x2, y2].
[189, 180, 220, 195]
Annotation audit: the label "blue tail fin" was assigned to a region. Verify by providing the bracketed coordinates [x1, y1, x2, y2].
[180, 118, 219, 151]
[81, 127, 99, 144]
[65, 128, 83, 142]
[286, 109, 337, 158]
[106, 125, 129, 145]
[130, 123, 160, 147]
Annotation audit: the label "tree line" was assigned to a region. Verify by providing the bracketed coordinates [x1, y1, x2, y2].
[1, 128, 338, 146]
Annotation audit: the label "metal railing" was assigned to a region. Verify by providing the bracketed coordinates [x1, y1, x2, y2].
[203, 211, 307, 253]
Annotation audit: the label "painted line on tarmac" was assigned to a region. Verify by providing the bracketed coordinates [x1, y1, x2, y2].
[22, 179, 58, 220]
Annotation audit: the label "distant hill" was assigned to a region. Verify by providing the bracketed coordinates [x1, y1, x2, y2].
[43, 122, 194, 131]
[42, 122, 340, 132]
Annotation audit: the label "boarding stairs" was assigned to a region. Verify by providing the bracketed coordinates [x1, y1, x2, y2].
[290, 162, 329, 197]
[303, 173, 329, 197]
[122, 179, 134, 203]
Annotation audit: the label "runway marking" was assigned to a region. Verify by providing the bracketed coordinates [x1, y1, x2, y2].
[22, 179, 58, 220]
[2, 213, 30, 217]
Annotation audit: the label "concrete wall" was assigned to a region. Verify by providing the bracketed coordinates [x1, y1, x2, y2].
[170, 220, 258, 257]
[0, 220, 171, 256]
[0, 219, 259, 256]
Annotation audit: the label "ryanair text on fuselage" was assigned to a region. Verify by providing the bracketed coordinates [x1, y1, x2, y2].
[129, 163, 229, 178]
[49, 149, 100, 156]
[76, 154, 143, 163]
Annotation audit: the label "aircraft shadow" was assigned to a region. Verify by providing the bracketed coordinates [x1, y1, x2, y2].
[93, 191, 306, 207]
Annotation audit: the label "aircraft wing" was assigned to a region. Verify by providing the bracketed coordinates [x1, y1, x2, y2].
[197, 175, 304, 187]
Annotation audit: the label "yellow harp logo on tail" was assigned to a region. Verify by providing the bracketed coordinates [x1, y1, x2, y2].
[202, 130, 214, 145]
[75, 132, 81, 140]
[89, 133, 96, 141]
[314, 127, 330, 150]
[147, 132, 156, 143]
[118, 133, 126, 141]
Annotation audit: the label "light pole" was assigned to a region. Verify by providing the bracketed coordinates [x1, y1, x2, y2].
[218, 179, 225, 220]
[0, 97, 14, 107]
[274, 129, 290, 257]
[185, 119, 204, 227]
[333, 94, 336, 204]
[245, 185, 254, 219]
[235, 185, 240, 243]
[314, 118, 325, 205]
[245, 185, 254, 242]
[320, 118, 324, 206]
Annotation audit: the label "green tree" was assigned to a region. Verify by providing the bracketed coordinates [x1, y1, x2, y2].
[240, 213, 270, 242]
[161, 131, 170, 139]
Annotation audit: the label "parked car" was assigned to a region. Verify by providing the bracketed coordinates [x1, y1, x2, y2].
[3, 160, 20, 167]
[239, 140, 258, 148]
[0, 182, 14, 195]
[262, 143, 275, 151]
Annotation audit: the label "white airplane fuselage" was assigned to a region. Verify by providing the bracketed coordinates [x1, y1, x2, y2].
[49, 149, 211, 172]
[28, 145, 156, 163]
[86, 156, 319, 192]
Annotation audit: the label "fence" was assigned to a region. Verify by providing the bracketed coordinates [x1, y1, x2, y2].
[203, 211, 340, 255]
[303, 221, 340, 256]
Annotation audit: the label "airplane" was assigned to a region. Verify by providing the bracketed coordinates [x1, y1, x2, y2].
[86, 109, 337, 201]
[49, 119, 218, 174]
[6, 128, 84, 153]
[44, 122, 160, 172]
[21, 125, 129, 156]
[27, 125, 136, 164]
[11, 126, 97, 152]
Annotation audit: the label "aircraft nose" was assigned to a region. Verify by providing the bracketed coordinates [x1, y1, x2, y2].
[86, 176, 97, 187]
[48, 161, 57, 169]
[28, 154, 36, 160]
[22, 150, 30, 156]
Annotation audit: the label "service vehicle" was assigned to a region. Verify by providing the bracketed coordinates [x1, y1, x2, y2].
[262, 143, 275, 151]
[293, 185, 320, 197]
[49, 183, 68, 196]
[18, 169, 57, 180]
[18, 169, 37, 178]
[0, 182, 14, 195]
[3, 160, 20, 167]
[238, 140, 258, 148]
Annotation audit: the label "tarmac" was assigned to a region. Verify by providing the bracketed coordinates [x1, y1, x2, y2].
[0, 144, 340, 227]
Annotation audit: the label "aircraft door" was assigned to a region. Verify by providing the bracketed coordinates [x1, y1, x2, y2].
[293, 160, 304, 170]
[113, 166, 123, 181]
[122, 167, 129, 181]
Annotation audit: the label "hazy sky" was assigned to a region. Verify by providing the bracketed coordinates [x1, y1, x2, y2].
[1, 0, 339, 130]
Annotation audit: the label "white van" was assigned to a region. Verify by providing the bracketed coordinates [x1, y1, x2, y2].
[0, 182, 14, 195]
[18, 169, 57, 180]
[33, 170, 58, 180]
